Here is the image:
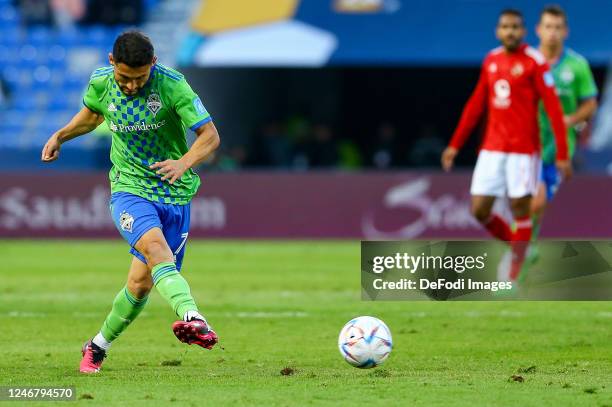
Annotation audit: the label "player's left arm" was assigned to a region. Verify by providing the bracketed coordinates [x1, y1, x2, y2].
[565, 59, 598, 128]
[180, 121, 220, 170]
[535, 63, 572, 179]
[151, 122, 220, 184]
[150, 78, 220, 184]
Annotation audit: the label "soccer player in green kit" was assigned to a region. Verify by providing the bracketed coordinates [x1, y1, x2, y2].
[41, 31, 221, 373]
[531, 5, 598, 259]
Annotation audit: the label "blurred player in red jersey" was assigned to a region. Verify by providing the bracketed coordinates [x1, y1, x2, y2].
[441, 9, 572, 280]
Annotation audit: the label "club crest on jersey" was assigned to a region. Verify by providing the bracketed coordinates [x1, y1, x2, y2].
[543, 71, 555, 87]
[488, 63, 497, 73]
[561, 68, 574, 83]
[193, 96, 207, 115]
[511, 63, 524, 77]
[108, 102, 117, 112]
[493, 79, 511, 108]
[119, 211, 134, 233]
[147, 93, 162, 116]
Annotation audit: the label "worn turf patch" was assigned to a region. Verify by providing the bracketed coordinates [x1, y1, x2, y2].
[160, 360, 182, 366]
[280, 367, 295, 376]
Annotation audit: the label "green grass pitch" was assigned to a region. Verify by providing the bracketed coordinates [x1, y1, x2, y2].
[1, 240, 611, 406]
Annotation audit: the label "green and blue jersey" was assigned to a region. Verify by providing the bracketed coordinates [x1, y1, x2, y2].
[83, 63, 212, 205]
[538, 49, 597, 164]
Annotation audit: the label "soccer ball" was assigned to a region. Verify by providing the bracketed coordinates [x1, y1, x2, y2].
[338, 316, 392, 368]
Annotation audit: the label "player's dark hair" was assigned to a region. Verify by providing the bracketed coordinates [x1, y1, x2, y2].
[540, 4, 567, 25]
[499, 8, 524, 26]
[112, 31, 154, 67]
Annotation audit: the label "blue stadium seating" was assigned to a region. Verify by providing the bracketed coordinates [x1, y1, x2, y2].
[0, 2, 139, 149]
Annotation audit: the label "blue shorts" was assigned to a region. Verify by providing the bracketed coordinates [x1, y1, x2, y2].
[109, 192, 191, 270]
[540, 162, 561, 202]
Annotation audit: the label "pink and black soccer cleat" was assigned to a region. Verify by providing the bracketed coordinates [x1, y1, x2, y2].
[172, 319, 218, 350]
[79, 340, 106, 373]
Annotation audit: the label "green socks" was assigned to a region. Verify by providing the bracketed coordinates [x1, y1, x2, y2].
[531, 215, 541, 242]
[99, 286, 148, 344]
[152, 262, 199, 319]
[93, 262, 199, 349]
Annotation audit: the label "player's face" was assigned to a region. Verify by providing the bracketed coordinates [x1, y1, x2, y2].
[537, 13, 568, 49]
[496, 14, 525, 51]
[109, 54, 157, 96]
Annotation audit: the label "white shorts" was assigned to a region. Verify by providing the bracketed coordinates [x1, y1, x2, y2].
[470, 150, 541, 198]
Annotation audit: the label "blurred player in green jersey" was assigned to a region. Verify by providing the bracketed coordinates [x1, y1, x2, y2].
[530, 5, 598, 262]
[41, 32, 221, 373]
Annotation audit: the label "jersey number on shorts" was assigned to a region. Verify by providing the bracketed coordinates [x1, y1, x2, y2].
[173, 232, 189, 263]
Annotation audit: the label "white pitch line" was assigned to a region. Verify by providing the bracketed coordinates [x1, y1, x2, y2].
[223, 311, 309, 318]
[6, 311, 47, 317]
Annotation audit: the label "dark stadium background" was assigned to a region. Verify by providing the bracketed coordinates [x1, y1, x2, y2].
[1, 0, 611, 239]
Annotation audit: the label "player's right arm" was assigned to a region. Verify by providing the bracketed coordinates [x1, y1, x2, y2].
[442, 58, 489, 171]
[41, 106, 104, 162]
[42, 70, 107, 162]
[566, 56, 598, 128]
[534, 62, 571, 179]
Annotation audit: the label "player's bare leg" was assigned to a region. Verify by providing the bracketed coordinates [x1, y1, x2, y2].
[134, 227, 174, 266]
[127, 257, 154, 299]
[80, 258, 151, 373]
[471, 195, 496, 223]
[530, 183, 547, 220]
[509, 195, 531, 219]
[135, 227, 218, 349]
[471, 195, 512, 241]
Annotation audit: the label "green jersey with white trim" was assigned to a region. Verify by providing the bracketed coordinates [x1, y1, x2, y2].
[538, 49, 597, 164]
[83, 63, 212, 205]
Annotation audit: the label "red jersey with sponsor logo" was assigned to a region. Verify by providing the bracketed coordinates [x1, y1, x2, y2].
[449, 44, 568, 160]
